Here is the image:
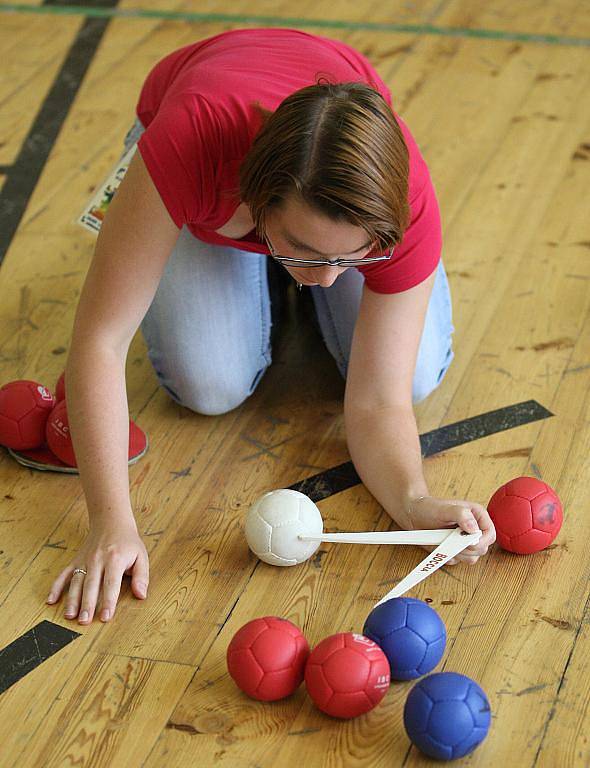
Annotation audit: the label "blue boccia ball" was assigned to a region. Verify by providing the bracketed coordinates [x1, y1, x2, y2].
[404, 672, 491, 761]
[363, 597, 446, 680]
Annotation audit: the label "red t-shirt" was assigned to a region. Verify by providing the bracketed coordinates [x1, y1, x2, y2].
[136, 28, 442, 294]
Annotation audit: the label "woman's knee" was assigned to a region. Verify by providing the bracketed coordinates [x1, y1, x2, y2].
[156, 361, 271, 416]
[412, 344, 454, 404]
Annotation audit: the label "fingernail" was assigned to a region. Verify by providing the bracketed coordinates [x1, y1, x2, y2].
[47, 594, 55, 603]
[101, 609, 110, 621]
[79, 610, 89, 621]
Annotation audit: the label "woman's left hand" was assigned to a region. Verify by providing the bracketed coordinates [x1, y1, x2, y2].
[407, 495, 497, 566]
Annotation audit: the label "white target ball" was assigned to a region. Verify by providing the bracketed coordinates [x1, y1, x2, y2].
[245, 489, 324, 566]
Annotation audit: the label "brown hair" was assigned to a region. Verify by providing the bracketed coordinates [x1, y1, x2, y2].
[239, 80, 410, 251]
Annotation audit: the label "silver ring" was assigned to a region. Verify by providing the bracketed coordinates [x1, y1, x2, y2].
[72, 568, 87, 577]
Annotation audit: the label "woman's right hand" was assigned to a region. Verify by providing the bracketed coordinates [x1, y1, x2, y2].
[46, 518, 150, 625]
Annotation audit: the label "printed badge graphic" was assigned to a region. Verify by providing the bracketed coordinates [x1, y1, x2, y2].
[77, 144, 137, 234]
[37, 386, 53, 402]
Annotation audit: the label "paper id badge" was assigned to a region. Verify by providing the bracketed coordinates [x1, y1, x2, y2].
[77, 143, 137, 234]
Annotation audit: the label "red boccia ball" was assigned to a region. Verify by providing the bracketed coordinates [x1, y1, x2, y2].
[0, 380, 56, 450]
[304, 633, 390, 719]
[55, 371, 66, 402]
[46, 400, 148, 467]
[227, 616, 310, 701]
[488, 476, 563, 554]
[128, 419, 148, 460]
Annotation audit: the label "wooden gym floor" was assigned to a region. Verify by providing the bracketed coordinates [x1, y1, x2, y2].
[1, 1, 589, 766]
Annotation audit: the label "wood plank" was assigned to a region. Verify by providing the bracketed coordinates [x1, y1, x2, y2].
[443, 0, 590, 38]
[2, 646, 194, 768]
[429, 307, 590, 767]
[0, 16, 81, 165]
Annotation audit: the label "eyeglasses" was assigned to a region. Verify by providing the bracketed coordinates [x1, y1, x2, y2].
[264, 234, 393, 268]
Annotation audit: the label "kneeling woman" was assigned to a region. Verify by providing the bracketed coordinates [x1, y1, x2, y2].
[48, 27, 495, 626]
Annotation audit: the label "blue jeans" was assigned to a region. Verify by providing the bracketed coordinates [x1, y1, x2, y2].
[123, 120, 455, 415]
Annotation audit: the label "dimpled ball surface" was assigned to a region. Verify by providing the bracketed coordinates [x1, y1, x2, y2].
[304, 633, 390, 719]
[0, 380, 56, 450]
[245, 489, 323, 566]
[404, 672, 491, 760]
[363, 597, 446, 680]
[488, 476, 562, 554]
[226, 616, 310, 701]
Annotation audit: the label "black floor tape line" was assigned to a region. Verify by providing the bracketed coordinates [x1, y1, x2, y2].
[0, 400, 551, 695]
[0, 0, 119, 265]
[0, 621, 81, 696]
[291, 400, 553, 502]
